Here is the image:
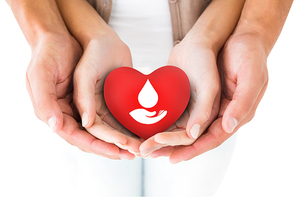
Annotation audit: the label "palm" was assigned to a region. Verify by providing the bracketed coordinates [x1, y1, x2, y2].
[73, 37, 142, 155]
[218, 34, 268, 130]
[26, 34, 81, 124]
[167, 46, 220, 139]
[169, 44, 220, 132]
[158, 34, 269, 163]
[139, 43, 221, 157]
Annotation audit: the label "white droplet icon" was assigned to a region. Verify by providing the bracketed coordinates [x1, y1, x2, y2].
[129, 79, 167, 125]
[138, 80, 158, 108]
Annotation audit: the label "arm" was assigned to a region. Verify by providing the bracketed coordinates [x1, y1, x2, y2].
[184, 0, 246, 55]
[55, 0, 114, 48]
[7, 0, 69, 47]
[234, 0, 294, 55]
[55, 0, 141, 156]
[163, 0, 293, 163]
[7, 0, 134, 159]
[7, 0, 75, 132]
[140, 0, 246, 159]
[220, 0, 294, 134]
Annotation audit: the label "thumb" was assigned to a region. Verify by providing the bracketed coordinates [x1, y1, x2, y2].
[186, 84, 220, 139]
[73, 66, 97, 129]
[26, 71, 63, 133]
[222, 72, 268, 133]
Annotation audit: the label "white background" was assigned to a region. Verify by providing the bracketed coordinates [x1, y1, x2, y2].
[0, 1, 295, 197]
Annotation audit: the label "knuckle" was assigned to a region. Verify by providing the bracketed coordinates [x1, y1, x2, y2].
[246, 111, 256, 124]
[33, 108, 42, 121]
[73, 93, 89, 114]
[211, 132, 224, 150]
[65, 134, 75, 147]
[242, 102, 253, 115]
[201, 109, 212, 123]
[213, 140, 223, 149]
[257, 66, 269, 85]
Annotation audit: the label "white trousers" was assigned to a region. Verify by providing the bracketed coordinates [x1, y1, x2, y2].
[58, 133, 236, 197]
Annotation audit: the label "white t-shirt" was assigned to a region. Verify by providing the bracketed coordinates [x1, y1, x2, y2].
[109, 0, 174, 74]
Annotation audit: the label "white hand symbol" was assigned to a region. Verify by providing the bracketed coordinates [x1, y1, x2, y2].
[129, 109, 167, 124]
[129, 80, 167, 125]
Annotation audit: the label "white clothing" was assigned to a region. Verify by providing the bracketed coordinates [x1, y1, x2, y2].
[109, 0, 174, 75]
[95, 0, 237, 196]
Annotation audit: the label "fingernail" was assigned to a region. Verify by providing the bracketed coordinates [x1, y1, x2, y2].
[82, 112, 89, 127]
[150, 153, 161, 158]
[142, 152, 151, 158]
[170, 158, 182, 164]
[115, 143, 126, 149]
[227, 117, 238, 133]
[150, 155, 160, 159]
[119, 155, 128, 160]
[128, 150, 141, 157]
[190, 124, 200, 139]
[48, 117, 56, 131]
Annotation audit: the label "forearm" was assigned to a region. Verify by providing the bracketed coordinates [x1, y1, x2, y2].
[7, 0, 69, 47]
[234, 0, 294, 55]
[56, 0, 115, 49]
[184, 0, 245, 55]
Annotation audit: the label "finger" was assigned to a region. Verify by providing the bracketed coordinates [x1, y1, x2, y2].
[113, 136, 141, 157]
[90, 113, 141, 155]
[86, 114, 129, 146]
[169, 118, 232, 164]
[73, 59, 97, 128]
[231, 81, 268, 131]
[186, 82, 220, 140]
[26, 69, 63, 132]
[56, 113, 121, 157]
[150, 146, 177, 158]
[222, 70, 268, 133]
[139, 129, 192, 157]
[139, 136, 165, 157]
[168, 84, 267, 164]
[118, 149, 136, 160]
[154, 129, 195, 146]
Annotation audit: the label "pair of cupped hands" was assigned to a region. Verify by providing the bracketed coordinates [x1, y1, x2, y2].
[26, 30, 268, 164]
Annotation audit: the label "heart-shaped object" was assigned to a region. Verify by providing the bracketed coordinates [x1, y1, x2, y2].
[104, 66, 190, 139]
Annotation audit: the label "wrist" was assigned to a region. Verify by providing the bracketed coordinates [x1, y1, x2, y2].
[234, 0, 293, 56]
[9, 0, 69, 48]
[181, 0, 245, 57]
[78, 25, 118, 50]
[234, 19, 275, 56]
[181, 30, 222, 57]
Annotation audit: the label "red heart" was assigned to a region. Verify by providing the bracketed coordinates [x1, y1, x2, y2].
[104, 66, 190, 139]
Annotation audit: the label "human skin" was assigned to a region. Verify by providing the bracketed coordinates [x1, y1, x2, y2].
[139, 0, 246, 157]
[55, 0, 142, 157]
[55, 0, 245, 157]
[147, 0, 294, 163]
[7, 0, 135, 159]
[8, 0, 293, 162]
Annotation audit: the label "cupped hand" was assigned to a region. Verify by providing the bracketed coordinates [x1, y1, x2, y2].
[153, 33, 269, 163]
[73, 33, 142, 157]
[26, 33, 134, 160]
[140, 40, 221, 158]
[26, 33, 82, 133]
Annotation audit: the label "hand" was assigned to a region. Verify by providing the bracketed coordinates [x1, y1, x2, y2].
[73, 33, 142, 157]
[26, 33, 134, 160]
[26, 32, 81, 133]
[139, 40, 221, 158]
[154, 33, 268, 163]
